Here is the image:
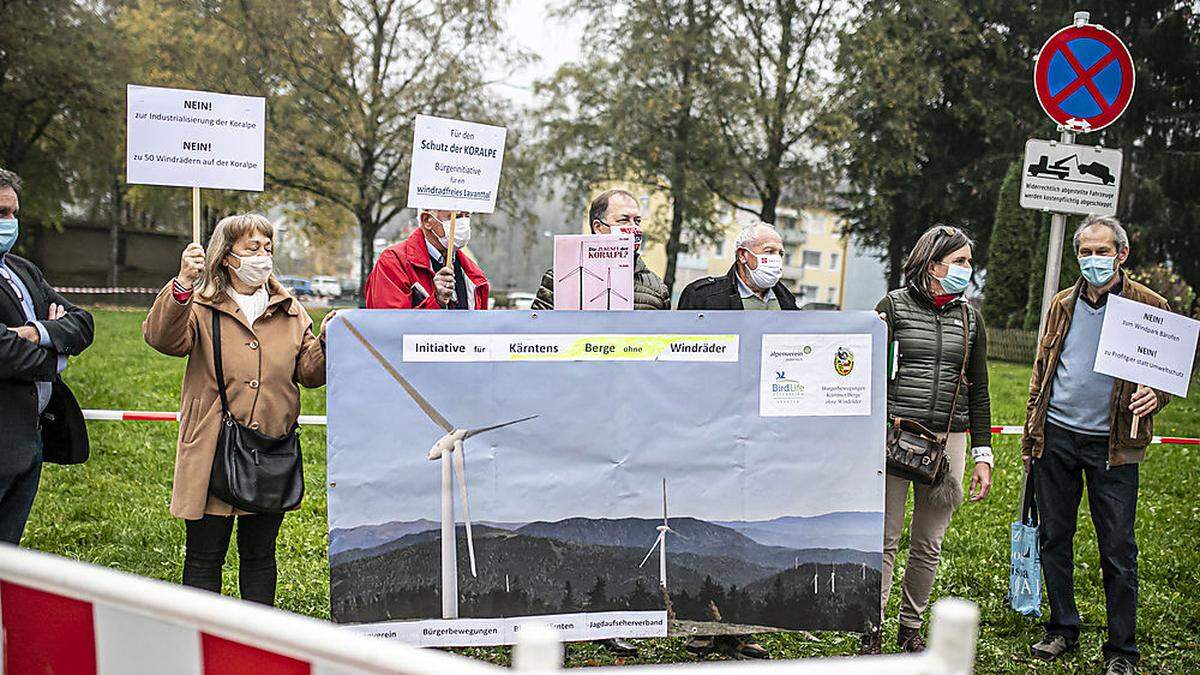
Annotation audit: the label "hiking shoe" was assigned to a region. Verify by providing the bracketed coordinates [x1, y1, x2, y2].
[684, 636, 714, 658]
[897, 625, 926, 653]
[859, 628, 882, 655]
[1030, 633, 1078, 660]
[598, 637, 638, 657]
[1104, 657, 1136, 675]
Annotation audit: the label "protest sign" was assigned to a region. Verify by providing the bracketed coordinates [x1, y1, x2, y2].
[126, 84, 266, 241]
[406, 115, 507, 214]
[1094, 294, 1200, 399]
[552, 234, 635, 310]
[326, 310, 885, 647]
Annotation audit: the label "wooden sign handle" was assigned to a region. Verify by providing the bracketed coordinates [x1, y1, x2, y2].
[1131, 383, 1147, 437]
[444, 211, 457, 268]
[192, 186, 201, 243]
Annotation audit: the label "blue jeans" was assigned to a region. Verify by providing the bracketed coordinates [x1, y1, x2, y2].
[0, 447, 43, 545]
[1035, 422, 1139, 663]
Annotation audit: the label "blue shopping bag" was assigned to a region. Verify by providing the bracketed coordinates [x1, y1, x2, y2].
[1009, 470, 1042, 616]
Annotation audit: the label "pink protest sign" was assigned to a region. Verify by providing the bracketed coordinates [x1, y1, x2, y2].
[552, 234, 635, 310]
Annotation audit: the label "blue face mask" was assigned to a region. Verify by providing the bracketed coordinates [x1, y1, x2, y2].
[0, 218, 17, 254]
[935, 263, 971, 295]
[1079, 254, 1116, 286]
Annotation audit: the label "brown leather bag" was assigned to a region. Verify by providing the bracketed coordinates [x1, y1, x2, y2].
[886, 303, 970, 485]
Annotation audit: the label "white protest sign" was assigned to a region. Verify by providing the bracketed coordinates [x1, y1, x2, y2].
[552, 234, 635, 310]
[760, 334, 873, 417]
[1094, 294, 1200, 398]
[126, 84, 265, 191]
[406, 115, 507, 214]
[1019, 139, 1122, 216]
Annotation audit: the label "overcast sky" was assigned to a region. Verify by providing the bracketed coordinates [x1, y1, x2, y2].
[326, 310, 887, 530]
[490, 2, 585, 107]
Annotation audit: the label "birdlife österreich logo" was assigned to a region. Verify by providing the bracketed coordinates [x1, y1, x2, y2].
[771, 370, 804, 399]
[834, 347, 855, 376]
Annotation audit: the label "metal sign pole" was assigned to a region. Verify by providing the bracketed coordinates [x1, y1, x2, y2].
[1037, 127, 1075, 338]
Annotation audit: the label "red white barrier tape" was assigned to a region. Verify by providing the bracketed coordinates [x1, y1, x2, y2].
[79, 410, 1198, 445]
[83, 410, 328, 425]
[55, 287, 159, 294]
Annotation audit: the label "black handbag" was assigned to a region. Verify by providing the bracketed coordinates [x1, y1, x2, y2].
[885, 303, 970, 485]
[208, 308, 304, 513]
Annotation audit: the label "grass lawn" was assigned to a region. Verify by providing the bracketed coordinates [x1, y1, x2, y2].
[23, 308, 1200, 673]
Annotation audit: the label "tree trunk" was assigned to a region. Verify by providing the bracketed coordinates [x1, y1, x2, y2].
[663, 186, 686, 298]
[886, 217, 904, 290]
[357, 212, 380, 307]
[108, 174, 123, 287]
[760, 191, 779, 225]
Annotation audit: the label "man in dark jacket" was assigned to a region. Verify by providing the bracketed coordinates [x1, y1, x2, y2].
[0, 168, 94, 544]
[677, 223, 797, 312]
[673, 222, 791, 661]
[1023, 216, 1167, 675]
[532, 189, 669, 311]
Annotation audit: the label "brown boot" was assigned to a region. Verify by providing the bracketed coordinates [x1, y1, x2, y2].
[897, 625, 926, 653]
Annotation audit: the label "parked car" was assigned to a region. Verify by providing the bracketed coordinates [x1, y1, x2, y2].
[278, 276, 314, 298]
[508, 292, 537, 310]
[312, 276, 342, 297]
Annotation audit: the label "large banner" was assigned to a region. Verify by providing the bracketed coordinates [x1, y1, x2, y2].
[326, 310, 886, 647]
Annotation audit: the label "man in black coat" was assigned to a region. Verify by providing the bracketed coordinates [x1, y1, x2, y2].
[677, 223, 798, 311]
[0, 169, 93, 544]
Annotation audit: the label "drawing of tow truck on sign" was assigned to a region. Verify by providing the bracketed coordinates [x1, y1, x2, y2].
[1028, 154, 1116, 186]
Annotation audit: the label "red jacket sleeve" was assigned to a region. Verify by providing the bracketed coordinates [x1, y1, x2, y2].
[365, 250, 440, 309]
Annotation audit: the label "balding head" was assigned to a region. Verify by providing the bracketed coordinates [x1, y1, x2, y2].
[735, 223, 783, 256]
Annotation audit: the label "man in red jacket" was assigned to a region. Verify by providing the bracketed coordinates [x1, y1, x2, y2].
[365, 209, 490, 310]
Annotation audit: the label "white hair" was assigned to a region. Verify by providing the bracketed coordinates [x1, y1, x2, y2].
[735, 222, 778, 251]
[1074, 215, 1129, 252]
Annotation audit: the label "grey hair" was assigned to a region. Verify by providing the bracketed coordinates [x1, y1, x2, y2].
[0, 169, 22, 193]
[1073, 215, 1129, 252]
[735, 222, 778, 251]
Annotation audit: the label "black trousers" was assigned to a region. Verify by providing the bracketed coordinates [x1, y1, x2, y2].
[1034, 422, 1139, 663]
[183, 513, 285, 606]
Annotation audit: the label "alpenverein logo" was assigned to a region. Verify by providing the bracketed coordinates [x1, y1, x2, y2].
[834, 347, 855, 376]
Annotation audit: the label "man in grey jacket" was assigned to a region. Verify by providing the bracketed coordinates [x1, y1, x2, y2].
[532, 189, 669, 311]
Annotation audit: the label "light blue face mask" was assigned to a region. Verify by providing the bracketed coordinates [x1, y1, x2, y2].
[1079, 254, 1116, 287]
[0, 218, 17, 254]
[936, 263, 971, 295]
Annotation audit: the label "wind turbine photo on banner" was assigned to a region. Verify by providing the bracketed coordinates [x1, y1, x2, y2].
[340, 317, 537, 619]
[639, 479, 682, 592]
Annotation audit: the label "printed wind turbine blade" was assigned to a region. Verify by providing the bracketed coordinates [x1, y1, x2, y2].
[583, 268, 605, 281]
[463, 415, 538, 439]
[452, 440, 477, 577]
[556, 267, 581, 283]
[588, 288, 608, 303]
[610, 289, 629, 302]
[662, 479, 668, 523]
[341, 317, 454, 433]
[638, 534, 663, 568]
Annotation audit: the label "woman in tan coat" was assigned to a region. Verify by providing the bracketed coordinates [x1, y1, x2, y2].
[144, 214, 334, 606]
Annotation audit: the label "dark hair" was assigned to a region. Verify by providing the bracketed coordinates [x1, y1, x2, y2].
[0, 169, 22, 193]
[901, 224, 974, 294]
[588, 189, 637, 232]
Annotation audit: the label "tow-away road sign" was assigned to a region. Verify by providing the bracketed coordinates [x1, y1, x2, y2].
[1020, 139, 1122, 216]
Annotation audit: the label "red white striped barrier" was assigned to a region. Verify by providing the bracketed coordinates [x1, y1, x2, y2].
[80, 410, 1200, 445]
[0, 545, 503, 675]
[55, 286, 158, 294]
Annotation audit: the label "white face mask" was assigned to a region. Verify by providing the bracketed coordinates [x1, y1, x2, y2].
[230, 253, 273, 288]
[743, 250, 783, 289]
[429, 213, 471, 249]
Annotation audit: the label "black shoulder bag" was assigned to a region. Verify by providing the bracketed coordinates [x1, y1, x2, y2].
[208, 309, 304, 513]
[885, 303, 970, 485]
